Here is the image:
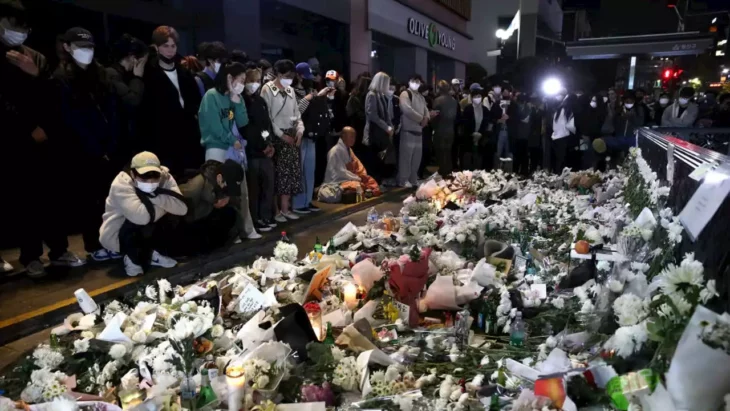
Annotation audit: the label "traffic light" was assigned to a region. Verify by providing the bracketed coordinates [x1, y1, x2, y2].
[664, 69, 672, 79]
[661, 68, 683, 91]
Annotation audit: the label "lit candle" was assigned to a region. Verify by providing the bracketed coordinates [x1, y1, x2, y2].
[226, 366, 246, 411]
[344, 283, 358, 310]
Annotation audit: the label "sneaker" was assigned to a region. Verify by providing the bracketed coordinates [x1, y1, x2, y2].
[50, 251, 86, 267]
[90, 248, 121, 262]
[400, 182, 413, 188]
[293, 208, 311, 215]
[124, 255, 144, 277]
[25, 259, 46, 278]
[150, 250, 177, 268]
[282, 211, 300, 220]
[274, 213, 288, 223]
[247, 231, 263, 240]
[1, 258, 13, 273]
[256, 221, 273, 232]
[308, 203, 321, 212]
[265, 219, 278, 228]
[234, 238, 242, 244]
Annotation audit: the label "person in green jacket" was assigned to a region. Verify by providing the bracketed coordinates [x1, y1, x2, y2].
[199, 62, 249, 161]
[199, 62, 262, 240]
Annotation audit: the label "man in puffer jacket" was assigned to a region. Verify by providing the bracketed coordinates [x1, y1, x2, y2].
[100, 151, 188, 277]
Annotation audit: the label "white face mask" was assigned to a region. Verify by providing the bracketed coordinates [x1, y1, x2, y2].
[386, 89, 395, 97]
[231, 82, 245, 95]
[678, 97, 689, 106]
[280, 78, 293, 88]
[659, 98, 669, 105]
[625, 103, 634, 109]
[136, 180, 159, 193]
[590, 101, 597, 108]
[71, 47, 94, 65]
[0, 19, 27, 46]
[603, 96, 608, 103]
[472, 97, 482, 105]
[409, 81, 420, 91]
[245, 82, 260, 94]
[213, 62, 221, 73]
[326, 81, 335, 88]
[493, 87, 502, 94]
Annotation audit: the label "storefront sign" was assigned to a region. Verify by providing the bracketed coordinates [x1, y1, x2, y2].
[407, 18, 456, 51]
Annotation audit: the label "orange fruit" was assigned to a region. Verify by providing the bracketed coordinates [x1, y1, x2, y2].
[575, 240, 590, 254]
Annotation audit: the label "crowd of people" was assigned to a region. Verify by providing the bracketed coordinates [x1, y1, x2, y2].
[2, 0, 730, 278]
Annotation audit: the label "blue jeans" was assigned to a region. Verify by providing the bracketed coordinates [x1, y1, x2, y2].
[496, 130, 511, 159]
[294, 138, 317, 209]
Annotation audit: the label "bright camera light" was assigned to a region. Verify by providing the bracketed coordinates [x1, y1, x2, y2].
[496, 29, 508, 39]
[542, 78, 562, 96]
[723, 68, 729, 74]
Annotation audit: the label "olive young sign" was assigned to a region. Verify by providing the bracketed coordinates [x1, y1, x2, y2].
[407, 18, 456, 51]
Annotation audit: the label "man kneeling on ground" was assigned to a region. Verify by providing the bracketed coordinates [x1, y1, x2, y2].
[322, 126, 381, 198]
[172, 160, 243, 256]
[100, 152, 188, 277]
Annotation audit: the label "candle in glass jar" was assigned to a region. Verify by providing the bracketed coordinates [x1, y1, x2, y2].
[344, 283, 358, 310]
[226, 366, 245, 411]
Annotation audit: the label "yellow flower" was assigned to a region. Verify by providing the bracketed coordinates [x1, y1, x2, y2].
[384, 302, 400, 323]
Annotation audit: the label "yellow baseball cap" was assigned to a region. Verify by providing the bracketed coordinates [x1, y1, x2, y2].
[131, 151, 162, 174]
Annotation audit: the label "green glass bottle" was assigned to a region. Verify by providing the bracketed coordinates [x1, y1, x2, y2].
[195, 369, 218, 409]
[326, 237, 336, 255]
[489, 393, 500, 411]
[323, 322, 335, 345]
[314, 236, 323, 253]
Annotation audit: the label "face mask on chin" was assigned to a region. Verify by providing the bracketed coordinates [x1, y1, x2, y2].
[136, 180, 159, 193]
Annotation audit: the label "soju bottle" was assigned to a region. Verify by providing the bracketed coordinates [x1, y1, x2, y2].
[326, 237, 336, 255]
[489, 393, 500, 411]
[280, 231, 291, 243]
[323, 322, 335, 345]
[196, 369, 218, 409]
[314, 236, 323, 253]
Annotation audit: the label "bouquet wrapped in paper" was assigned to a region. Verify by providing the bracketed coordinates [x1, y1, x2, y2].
[388, 248, 432, 326]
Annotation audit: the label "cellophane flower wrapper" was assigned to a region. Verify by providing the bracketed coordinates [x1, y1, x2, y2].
[352, 259, 384, 291]
[666, 305, 730, 411]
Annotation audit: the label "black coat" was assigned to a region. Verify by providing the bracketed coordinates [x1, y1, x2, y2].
[303, 95, 330, 139]
[242, 93, 274, 158]
[460, 103, 490, 148]
[139, 57, 202, 176]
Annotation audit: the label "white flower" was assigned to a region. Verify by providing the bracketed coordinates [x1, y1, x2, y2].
[273, 241, 299, 263]
[132, 330, 147, 344]
[120, 370, 140, 391]
[580, 300, 594, 315]
[255, 375, 270, 388]
[700, 279, 719, 304]
[261, 130, 270, 140]
[46, 396, 77, 411]
[332, 356, 360, 391]
[73, 338, 90, 354]
[145, 285, 158, 301]
[545, 336, 558, 348]
[596, 260, 611, 272]
[77, 314, 97, 329]
[80, 331, 95, 339]
[613, 294, 648, 327]
[656, 253, 705, 298]
[604, 322, 648, 358]
[180, 303, 191, 313]
[609, 279, 624, 293]
[521, 357, 534, 367]
[456, 233, 466, 243]
[32, 345, 64, 370]
[109, 344, 127, 360]
[551, 297, 565, 309]
[211, 324, 225, 338]
[331, 346, 346, 361]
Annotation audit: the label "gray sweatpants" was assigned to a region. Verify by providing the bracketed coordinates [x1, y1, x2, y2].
[398, 130, 422, 186]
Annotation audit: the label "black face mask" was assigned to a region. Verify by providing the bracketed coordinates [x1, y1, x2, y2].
[158, 54, 175, 65]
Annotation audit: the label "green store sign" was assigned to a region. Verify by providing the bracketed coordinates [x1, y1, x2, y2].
[407, 17, 456, 51]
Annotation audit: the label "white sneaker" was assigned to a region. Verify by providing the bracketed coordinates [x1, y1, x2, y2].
[401, 182, 413, 188]
[247, 231, 263, 240]
[124, 255, 144, 277]
[282, 211, 299, 220]
[234, 238, 242, 244]
[150, 250, 177, 268]
[51, 251, 87, 267]
[1, 258, 13, 273]
[274, 213, 288, 223]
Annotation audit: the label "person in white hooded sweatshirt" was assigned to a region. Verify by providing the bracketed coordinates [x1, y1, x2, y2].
[551, 94, 577, 172]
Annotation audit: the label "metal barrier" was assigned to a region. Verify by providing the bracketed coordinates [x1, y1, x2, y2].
[652, 127, 730, 155]
[637, 128, 730, 311]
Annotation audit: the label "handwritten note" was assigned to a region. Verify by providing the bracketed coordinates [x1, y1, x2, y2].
[393, 300, 410, 322]
[679, 169, 730, 241]
[238, 284, 267, 314]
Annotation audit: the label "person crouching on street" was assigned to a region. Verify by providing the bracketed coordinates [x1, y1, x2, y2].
[99, 152, 188, 277]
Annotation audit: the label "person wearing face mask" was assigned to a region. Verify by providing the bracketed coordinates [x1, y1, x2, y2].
[316, 70, 347, 187]
[654, 93, 671, 125]
[661, 87, 698, 129]
[100, 152, 188, 277]
[551, 94, 578, 172]
[431, 80, 458, 176]
[52, 27, 122, 265]
[576, 95, 606, 170]
[242, 65, 277, 232]
[0, 0, 76, 277]
[363, 72, 395, 183]
[260, 59, 305, 222]
[612, 90, 645, 147]
[398, 74, 430, 187]
[459, 84, 488, 170]
[106, 34, 148, 165]
[417, 83, 436, 178]
[195, 41, 228, 97]
[140, 26, 202, 177]
[292, 62, 330, 214]
[198, 62, 261, 240]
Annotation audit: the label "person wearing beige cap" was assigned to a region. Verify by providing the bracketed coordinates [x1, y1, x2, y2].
[99, 152, 188, 277]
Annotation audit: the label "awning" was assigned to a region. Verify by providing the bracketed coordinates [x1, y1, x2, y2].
[566, 32, 715, 60]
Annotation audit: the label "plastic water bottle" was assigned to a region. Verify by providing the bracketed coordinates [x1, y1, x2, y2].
[510, 312, 526, 347]
[367, 207, 379, 225]
[402, 211, 410, 225]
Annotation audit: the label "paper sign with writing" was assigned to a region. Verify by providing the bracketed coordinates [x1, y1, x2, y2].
[679, 169, 730, 241]
[688, 162, 713, 181]
[238, 284, 267, 314]
[393, 300, 410, 322]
